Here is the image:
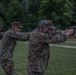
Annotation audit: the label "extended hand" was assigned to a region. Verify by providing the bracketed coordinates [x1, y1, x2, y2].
[65, 29, 74, 36]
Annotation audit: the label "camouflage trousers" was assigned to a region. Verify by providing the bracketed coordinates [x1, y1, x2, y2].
[27, 59, 47, 75]
[27, 63, 45, 75]
[27, 55, 50, 75]
[27, 65, 44, 75]
[27, 71, 44, 75]
[0, 59, 16, 75]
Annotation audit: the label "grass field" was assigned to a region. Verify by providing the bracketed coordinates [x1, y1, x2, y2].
[54, 38, 76, 46]
[54, 42, 76, 46]
[0, 39, 76, 75]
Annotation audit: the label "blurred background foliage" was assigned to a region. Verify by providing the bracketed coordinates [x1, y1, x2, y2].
[0, 0, 76, 31]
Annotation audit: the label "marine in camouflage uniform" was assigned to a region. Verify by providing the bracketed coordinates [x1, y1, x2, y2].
[0, 22, 30, 75]
[27, 20, 68, 75]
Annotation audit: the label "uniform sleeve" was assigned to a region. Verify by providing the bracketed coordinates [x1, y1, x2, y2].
[49, 31, 67, 43]
[41, 32, 67, 43]
[8, 31, 31, 41]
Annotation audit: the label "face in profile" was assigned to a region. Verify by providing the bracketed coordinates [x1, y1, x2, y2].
[14, 26, 21, 32]
[42, 26, 48, 33]
[47, 26, 57, 34]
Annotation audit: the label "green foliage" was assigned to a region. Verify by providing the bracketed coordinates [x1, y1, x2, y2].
[0, 3, 6, 21]
[0, 0, 76, 31]
[39, 0, 74, 29]
[7, 0, 25, 24]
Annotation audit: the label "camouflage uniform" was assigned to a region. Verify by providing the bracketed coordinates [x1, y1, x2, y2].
[27, 20, 67, 75]
[0, 22, 30, 75]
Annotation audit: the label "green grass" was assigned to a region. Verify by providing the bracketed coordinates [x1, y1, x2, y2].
[0, 40, 76, 75]
[67, 38, 76, 41]
[47, 47, 76, 75]
[54, 42, 76, 46]
[53, 38, 76, 46]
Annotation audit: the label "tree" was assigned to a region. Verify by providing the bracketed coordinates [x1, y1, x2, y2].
[6, 0, 25, 29]
[39, 0, 74, 29]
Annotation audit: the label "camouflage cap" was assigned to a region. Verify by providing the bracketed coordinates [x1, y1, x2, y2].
[0, 22, 3, 28]
[12, 22, 23, 28]
[39, 20, 56, 30]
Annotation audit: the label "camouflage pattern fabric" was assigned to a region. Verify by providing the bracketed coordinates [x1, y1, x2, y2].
[1, 60, 15, 75]
[27, 28, 67, 75]
[0, 28, 30, 75]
